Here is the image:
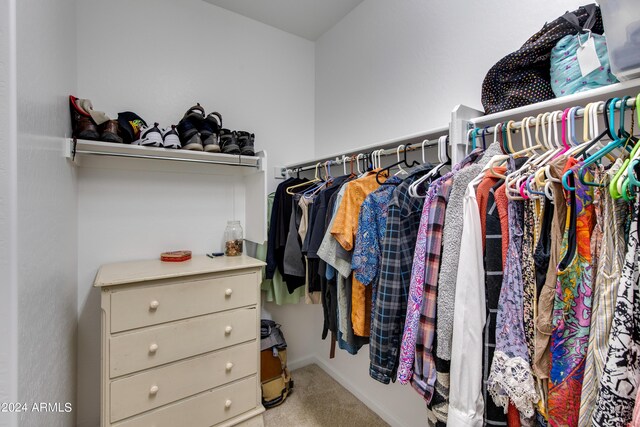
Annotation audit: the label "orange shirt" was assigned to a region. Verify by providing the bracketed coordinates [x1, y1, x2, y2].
[331, 171, 386, 337]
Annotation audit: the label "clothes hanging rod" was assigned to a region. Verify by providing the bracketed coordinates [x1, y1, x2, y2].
[469, 95, 637, 137]
[286, 137, 445, 173]
[286, 125, 449, 169]
[72, 149, 260, 168]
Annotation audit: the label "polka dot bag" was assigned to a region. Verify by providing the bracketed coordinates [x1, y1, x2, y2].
[481, 4, 604, 115]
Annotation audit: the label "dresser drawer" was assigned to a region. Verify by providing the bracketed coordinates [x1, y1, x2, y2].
[114, 376, 258, 427]
[110, 308, 257, 378]
[110, 341, 257, 422]
[110, 272, 258, 333]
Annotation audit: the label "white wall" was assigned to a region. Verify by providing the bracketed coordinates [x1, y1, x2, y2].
[315, 0, 587, 157]
[313, 1, 586, 425]
[0, 1, 17, 426]
[15, 0, 78, 426]
[75, 1, 315, 425]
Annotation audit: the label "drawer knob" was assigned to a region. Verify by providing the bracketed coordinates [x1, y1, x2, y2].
[149, 300, 160, 310]
[225, 399, 232, 409]
[149, 343, 159, 354]
[225, 288, 233, 297]
[226, 362, 234, 371]
[224, 326, 233, 335]
[149, 385, 159, 396]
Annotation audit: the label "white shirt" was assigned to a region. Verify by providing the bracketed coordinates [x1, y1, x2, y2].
[447, 180, 486, 427]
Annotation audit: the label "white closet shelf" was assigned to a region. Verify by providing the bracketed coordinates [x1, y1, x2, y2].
[65, 138, 263, 172]
[470, 79, 640, 127]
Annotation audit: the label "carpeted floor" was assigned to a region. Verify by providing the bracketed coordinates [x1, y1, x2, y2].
[263, 364, 389, 427]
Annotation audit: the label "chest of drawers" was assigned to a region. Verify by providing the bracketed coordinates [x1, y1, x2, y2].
[94, 255, 266, 427]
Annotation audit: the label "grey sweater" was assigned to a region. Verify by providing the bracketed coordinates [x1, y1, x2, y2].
[436, 142, 503, 360]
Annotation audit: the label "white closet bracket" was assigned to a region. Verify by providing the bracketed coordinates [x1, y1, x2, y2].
[450, 104, 483, 165]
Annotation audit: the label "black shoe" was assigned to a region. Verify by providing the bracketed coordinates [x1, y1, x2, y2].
[176, 103, 205, 146]
[220, 129, 240, 154]
[201, 112, 222, 153]
[236, 131, 255, 156]
[181, 133, 204, 151]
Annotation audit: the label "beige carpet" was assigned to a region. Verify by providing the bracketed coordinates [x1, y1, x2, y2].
[263, 364, 389, 427]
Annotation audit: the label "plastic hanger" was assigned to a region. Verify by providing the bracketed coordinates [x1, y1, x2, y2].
[394, 145, 409, 176]
[408, 135, 450, 198]
[421, 139, 429, 164]
[566, 98, 622, 190]
[612, 95, 640, 198]
[286, 162, 322, 195]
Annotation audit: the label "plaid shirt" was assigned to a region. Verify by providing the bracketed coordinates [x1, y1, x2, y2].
[410, 176, 454, 399]
[369, 165, 431, 384]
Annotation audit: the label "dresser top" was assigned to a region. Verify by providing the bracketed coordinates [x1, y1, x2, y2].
[94, 255, 265, 287]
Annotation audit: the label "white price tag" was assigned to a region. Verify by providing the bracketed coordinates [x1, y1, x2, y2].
[577, 35, 601, 77]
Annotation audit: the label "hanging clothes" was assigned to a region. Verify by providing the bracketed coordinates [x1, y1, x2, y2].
[352, 176, 402, 333]
[579, 160, 627, 426]
[548, 160, 595, 427]
[370, 163, 433, 384]
[259, 192, 303, 305]
[448, 177, 486, 427]
[398, 149, 481, 388]
[332, 171, 387, 337]
[592, 195, 640, 426]
[534, 157, 569, 410]
[487, 158, 539, 419]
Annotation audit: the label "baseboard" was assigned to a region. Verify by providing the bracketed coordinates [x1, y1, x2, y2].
[287, 355, 316, 371]
[307, 356, 406, 427]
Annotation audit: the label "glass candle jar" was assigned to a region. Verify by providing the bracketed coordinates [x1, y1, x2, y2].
[224, 220, 243, 256]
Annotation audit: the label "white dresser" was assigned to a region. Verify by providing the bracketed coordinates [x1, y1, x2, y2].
[94, 255, 266, 427]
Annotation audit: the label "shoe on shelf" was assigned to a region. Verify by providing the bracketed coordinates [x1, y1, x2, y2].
[201, 112, 222, 153]
[133, 122, 163, 147]
[236, 131, 255, 156]
[99, 120, 123, 144]
[117, 111, 147, 144]
[162, 125, 181, 149]
[69, 95, 99, 140]
[181, 133, 204, 151]
[176, 103, 205, 146]
[219, 128, 240, 154]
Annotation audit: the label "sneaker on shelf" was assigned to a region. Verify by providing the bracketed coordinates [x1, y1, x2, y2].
[162, 125, 180, 149]
[236, 131, 255, 156]
[181, 133, 204, 151]
[69, 95, 100, 140]
[201, 112, 222, 153]
[133, 122, 163, 147]
[99, 120, 123, 144]
[219, 128, 240, 154]
[176, 103, 205, 146]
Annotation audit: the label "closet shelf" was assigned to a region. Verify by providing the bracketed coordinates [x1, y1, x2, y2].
[470, 79, 640, 127]
[65, 138, 263, 171]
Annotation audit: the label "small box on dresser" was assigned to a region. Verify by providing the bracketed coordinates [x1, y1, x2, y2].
[94, 255, 266, 427]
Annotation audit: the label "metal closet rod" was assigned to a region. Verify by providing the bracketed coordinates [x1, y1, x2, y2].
[73, 149, 260, 168]
[287, 137, 445, 173]
[470, 95, 638, 137]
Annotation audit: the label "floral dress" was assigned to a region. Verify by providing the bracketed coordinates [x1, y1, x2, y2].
[548, 161, 594, 427]
[487, 159, 539, 418]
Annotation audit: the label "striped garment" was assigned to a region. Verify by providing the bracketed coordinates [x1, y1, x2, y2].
[592, 196, 640, 426]
[578, 161, 627, 426]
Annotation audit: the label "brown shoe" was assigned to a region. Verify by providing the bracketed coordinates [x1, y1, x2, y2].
[75, 116, 100, 140]
[100, 120, 123, 143]
[69, 95, 99, 140]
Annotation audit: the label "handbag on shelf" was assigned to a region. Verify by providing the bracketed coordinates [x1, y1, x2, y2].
[481, 4, 604, 115]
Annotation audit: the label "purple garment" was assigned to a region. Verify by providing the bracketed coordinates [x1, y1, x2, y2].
[396, 179, 441, 384]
